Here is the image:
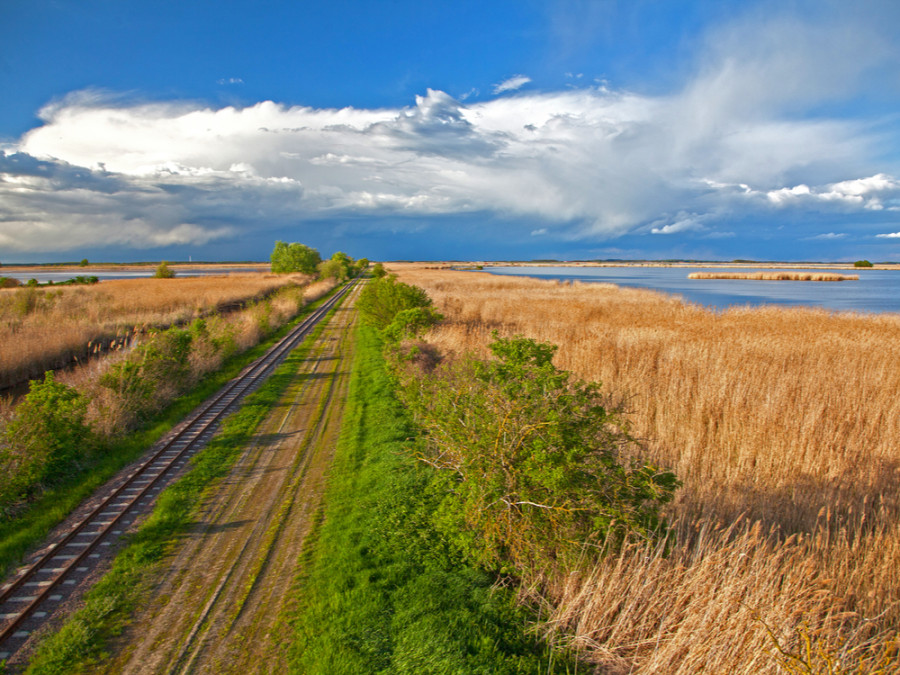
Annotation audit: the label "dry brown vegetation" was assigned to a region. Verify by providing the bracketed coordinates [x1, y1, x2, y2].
[390, 264, 900, 674]
[0, 273, 309, 391]
[688, 271, 859, 281]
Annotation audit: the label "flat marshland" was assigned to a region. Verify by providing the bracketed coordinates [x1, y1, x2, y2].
[390, 264, 900, 673]
[0, 273, 310, 390]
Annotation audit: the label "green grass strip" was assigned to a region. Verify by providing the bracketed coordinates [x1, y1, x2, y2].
[0, 288, 342, 578]
[19, 299, 345, 675]
[284, 323, 577, 675]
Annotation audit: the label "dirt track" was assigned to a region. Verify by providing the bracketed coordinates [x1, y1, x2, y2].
[101, 289, 358, 674]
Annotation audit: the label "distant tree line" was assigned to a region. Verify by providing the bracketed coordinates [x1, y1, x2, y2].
[270, 241, 368, 280]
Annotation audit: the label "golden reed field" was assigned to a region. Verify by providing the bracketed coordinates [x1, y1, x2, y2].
[688, 271, 859, 281]
[0, 273, 310, 391]
[390, 264, 900, 674]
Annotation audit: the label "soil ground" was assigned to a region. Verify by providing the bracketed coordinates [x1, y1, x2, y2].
[99, 289, 359, 674]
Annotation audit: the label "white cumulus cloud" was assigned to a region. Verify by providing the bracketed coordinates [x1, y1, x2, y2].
[2, 6, 899, 253]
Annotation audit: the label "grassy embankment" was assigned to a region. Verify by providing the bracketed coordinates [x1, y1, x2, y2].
[392, 264, 900, 674]
[0, 273, 314, 392]
[0, 278, 337, 577]
[21, 291, 346, 675]
[284, 322, 577, 674]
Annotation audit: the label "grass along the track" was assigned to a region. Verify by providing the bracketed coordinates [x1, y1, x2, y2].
[15, 293, 348, 675]
[0, 286, 344, 581]
[284, 323, 578, 674]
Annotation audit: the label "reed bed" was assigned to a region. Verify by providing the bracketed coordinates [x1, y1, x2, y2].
[0, 273, 307, 391]
[688, 271, 859, 281]
[390, 264, 900, 673]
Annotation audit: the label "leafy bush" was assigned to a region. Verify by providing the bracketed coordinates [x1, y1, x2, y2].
[356, 275, 436, 331]
[13, 286, 39, 315]
[154, 261, 175, 278]
[854, 259, 874, 268]
[317, 257, 345, 280]
[99, 326, 194, 426]
[0, 373, 92, 513]
[371, 262, 387, 278]
[399, 332, 680, 576]
[270, 241, 321, 274]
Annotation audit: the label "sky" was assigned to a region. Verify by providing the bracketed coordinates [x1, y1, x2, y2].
[2, 0, 900, 263]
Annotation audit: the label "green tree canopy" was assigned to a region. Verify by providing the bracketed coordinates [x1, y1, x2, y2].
[270, 241, 322, 274]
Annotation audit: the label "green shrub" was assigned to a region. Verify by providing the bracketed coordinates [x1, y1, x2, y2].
[1, 373, 92, 513]
[99, 326, 193, 425]
[371, 262, 387, 278]
[13, 286, 39, 315]
[356, 275, 435, 331]
[854, 259, 874, 268]
[0, 276, 20, 288]
[399, 332, 680, 576]
[317, 257, 345, 281]
[153, 261, 175, 278]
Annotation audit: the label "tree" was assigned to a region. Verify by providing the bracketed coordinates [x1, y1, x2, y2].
[79, 258, 89, 267]
[854, 260, 873, 268]
[330, 251, 353, 278]
[371, 262, 387, 279]
[270, 241, 322, 274]
[154, 261, 175, 278]
[400, 333, 679, 576]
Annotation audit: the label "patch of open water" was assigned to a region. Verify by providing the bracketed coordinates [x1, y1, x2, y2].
[485, 266, 900, 314]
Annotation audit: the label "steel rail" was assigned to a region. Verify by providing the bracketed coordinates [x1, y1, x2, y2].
[0, 279, 357, 651]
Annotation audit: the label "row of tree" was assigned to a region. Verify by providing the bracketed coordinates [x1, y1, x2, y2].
[270, 241, 368, 280]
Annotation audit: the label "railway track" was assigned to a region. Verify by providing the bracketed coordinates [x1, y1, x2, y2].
[0, 279, 358, 662]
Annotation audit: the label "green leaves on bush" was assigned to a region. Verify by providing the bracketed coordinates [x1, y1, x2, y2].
[356, 274, 441, 338]
[399, 332, 680, 576]
[0, 373, 92, 514]
[153, 261, 175, 278]
[100, 326, 194, 425]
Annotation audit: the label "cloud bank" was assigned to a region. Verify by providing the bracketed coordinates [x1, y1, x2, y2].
[2, 8, 899, 255]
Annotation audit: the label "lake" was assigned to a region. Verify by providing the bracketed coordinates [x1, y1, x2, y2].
[0, 267, 265, 284]
[484, 266, 900, 314]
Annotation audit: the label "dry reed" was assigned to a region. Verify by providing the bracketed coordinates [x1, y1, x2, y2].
[0, 273, 308, 390]
[390, 263, 900, 673]
[688, 271, 859, 281]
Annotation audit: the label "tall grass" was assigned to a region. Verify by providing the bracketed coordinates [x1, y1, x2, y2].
[0, 273, 310, 391]
[390, 264, 900, 673]
[688, 271, 858, 281]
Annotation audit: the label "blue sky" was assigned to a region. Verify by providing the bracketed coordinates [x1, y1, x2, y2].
[2, 0, 900, 262]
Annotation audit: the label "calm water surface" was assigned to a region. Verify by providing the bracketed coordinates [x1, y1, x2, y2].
[486, 266, 900, 314]
[1, 267, 264, 284]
